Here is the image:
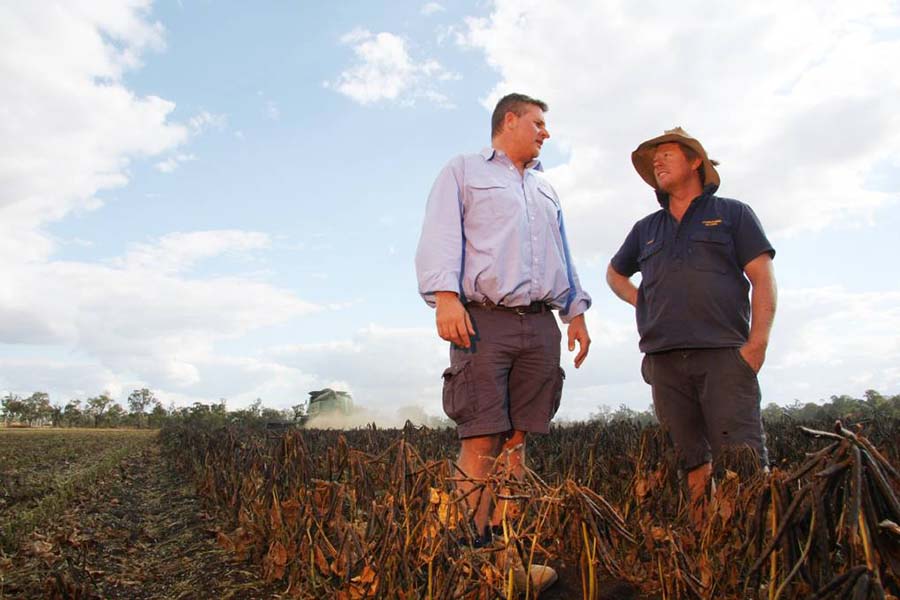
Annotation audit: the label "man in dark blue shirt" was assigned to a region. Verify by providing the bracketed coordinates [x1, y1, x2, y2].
[607, 127, 777, 525]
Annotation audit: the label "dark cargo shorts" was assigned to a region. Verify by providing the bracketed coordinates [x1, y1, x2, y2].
[641, 347, 768, 470]
[441, 304, 565, 439]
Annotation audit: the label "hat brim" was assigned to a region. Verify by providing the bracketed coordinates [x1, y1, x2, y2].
[631, 133, 720, 190]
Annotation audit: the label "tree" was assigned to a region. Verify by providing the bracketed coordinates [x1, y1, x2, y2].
[24, 392, 53, 426]
[1, 394, 24, 425]
[148, 401, 168, 428]
[106, 402, 126, 426]
[589, 404, 614, 423]
[63, 400, 85, 427]
[87, 393, 114, 427]
[127, 388, 156, 428]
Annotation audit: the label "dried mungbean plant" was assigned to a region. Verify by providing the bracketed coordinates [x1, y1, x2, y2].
[161, 419, 900, 599]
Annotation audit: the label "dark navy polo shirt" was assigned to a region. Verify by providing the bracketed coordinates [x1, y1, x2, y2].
[611, 185, 775, 354]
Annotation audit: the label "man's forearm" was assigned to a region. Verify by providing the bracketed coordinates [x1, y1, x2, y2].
[745, 256, 777, 349]
[606, 263, 638, 307]
[748, 275, 777, 348]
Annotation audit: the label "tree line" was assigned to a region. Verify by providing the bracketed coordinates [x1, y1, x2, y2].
[0, 389, 163, 428]
[0, 391, 310, 429]
[2, 388, 898, 429]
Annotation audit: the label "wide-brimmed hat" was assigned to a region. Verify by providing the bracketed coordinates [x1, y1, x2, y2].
[631, 127, 720, 189]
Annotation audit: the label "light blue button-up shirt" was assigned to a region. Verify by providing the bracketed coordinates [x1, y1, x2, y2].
[415, 148, 591, 323]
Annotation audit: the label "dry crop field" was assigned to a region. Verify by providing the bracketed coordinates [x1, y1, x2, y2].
[0, 428, 156, 551]
[160, 418, 900, 599]
[1, 420, 899, 599]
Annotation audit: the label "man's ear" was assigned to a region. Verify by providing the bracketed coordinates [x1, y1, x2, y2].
[691, 158, 703, 172]
[503, 111, 517, 132]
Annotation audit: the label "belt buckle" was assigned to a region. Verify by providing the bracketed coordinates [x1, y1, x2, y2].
[513, 306, 527, 316]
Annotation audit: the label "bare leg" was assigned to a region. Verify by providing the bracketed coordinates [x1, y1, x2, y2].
[456, 434, 503, 536]
[491, 429, 527, 527]
[687, 462, 712, 528]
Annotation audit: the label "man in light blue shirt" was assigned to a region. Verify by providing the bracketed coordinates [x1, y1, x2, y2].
[415, 93, 591, 592]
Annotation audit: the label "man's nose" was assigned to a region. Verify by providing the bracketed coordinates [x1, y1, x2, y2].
[541, 128, 550, 140]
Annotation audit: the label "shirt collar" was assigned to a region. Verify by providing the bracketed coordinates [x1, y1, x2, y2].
[655, 182, 719, 209]
[480, 147, 543, 172]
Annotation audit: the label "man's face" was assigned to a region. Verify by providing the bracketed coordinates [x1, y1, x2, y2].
[652, 142, 701, 191]
[507, 104, 550, 162]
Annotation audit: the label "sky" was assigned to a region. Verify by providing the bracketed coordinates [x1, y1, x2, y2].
[1, 0, 898, 421]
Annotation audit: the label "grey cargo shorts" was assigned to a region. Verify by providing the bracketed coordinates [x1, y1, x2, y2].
[642, 347, 768, 470]
[441, 303, 565, 439]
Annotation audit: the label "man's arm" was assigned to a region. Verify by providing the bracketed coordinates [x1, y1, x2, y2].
[415, 161, 465, 305]
[740, 253, 777, 373]
[553, 202, 591, 367]
[415, 159, 476, 348]
[606, 263, 638, 307]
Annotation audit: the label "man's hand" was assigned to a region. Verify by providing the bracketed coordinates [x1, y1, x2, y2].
[739, 341, 766, 374]
[567, 313, 591, 368]
[434, 292, 475, 348]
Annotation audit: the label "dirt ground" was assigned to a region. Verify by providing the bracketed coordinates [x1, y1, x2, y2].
[0, 443, 281, 599]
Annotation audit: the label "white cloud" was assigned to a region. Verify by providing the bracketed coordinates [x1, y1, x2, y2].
[188, 110, 226, 134]
[766, 287, 900, 399]
[461, 0, 900, 254]
[326, 29, 459, 106]
[421, 3, 446, 16]
[0, 4, 321, 403]
[0, 1, 188, 268]
[155, 152, 196, 173]
[119, 230, 271, 273]
[0, 231, 319, 389]
[270, 324, 450, 415]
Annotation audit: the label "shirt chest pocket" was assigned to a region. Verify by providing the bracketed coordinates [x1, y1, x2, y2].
[688, 230, 733, 274]
[467, 178, 514, 219]
[638, 239, 665, 284]
[536, 185, 561, 225]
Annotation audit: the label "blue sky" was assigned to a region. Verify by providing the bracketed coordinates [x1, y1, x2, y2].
[1, 0, 898, 421]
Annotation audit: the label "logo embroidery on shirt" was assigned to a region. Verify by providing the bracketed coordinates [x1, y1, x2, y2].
[702, 219, 722, 227]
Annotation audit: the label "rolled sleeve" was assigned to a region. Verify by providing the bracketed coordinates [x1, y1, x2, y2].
[415, 159, 465, 307]
[733, 203, 775, 268]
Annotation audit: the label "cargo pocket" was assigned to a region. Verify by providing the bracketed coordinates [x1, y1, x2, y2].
[550, 367, 566, 420]
[441, 360, 474, 424]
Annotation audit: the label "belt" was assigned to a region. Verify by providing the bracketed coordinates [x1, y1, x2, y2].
[474, 300, 552, 315]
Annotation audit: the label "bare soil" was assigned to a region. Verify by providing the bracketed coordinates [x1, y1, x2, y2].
[0, 443, 280, 599]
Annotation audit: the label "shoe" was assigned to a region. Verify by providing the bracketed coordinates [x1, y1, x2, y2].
[498, 545, 558, 596]
[517, 564, 558, 594]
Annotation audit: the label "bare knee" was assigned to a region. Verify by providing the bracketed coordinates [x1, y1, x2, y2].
[460, 434, 503, 461]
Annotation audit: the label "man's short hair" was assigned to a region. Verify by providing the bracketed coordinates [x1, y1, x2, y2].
[491, 93, 548, 138]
